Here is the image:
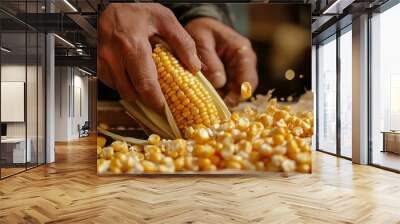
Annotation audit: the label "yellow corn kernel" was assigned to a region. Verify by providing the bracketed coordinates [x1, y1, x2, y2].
[241, 82, 252, 100]
[103, 146, 114, 160]
[97, 158, 109, 173]
[255, 161, 265, 171]
[174, 157, 185, 171]
[202, 164, 217, 171]
[109, 157, 122, 170]
[242, 160, 256, 170]
[292, 126, 303, 137]
[259, 144, 274, 157]
[238, 140, 252, 153]
[281, 159, 296, 173]
[301, 144, 312, 152]
[265, 162, 281, 172]
[249, 151, 260, 162]
[252, 139, 264, 151]
[271, 154, 285, 167]
[210, 155, 221, 166]
[114, 152, 127, 161]
[109, 166, 122, 174]
[193, 128, 210, 144]
[237, 117, 250, 131]
[148, 134, 161, 145]
[220, 145, 235, 160]
[287, 140, 300, 159]
[121, 156, 135, 173]
[97, 146, 103, 155]
[281, 105, 291, 112]
[258, 114, 273, 128]
[198, 158, 212, 170]
[159, 164, 175, 173]
[185, 126, 196, 139]
[274, 110, 289, 122]
[144, 145, 161, 154]
[142, 160, 158, 173]
[297, 163, 311, 173]
[273, 134, 285, 146]
[97, 136, 107, 148]
[249, 122, 264, 135]
[296, 152, 311, 164]
[111, 141, 128, 153]
[226, 160, 242, 170]
[149, 151, 163, 164]
[193, 144, 215, 158]
[231, 112, 241, 122]
[129, 145, 142, 153]
[136, 152, 145, 161]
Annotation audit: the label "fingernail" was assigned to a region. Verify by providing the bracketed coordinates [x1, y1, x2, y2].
[193, 54, 202, 72]
[212, 72, 226, 88]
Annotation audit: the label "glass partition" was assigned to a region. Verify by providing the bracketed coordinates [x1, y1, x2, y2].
[370, 3, 400, 171]
[0, 30, 28, 177]
[339, 27, 352, 158]
[0, 1, 46, 179]
[317, 35, 337, 154]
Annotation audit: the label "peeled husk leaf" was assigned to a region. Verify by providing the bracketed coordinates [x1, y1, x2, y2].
[97, 127, 147, 145]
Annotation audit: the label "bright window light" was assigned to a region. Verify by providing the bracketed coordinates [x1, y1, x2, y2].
[63, 0, 78, 12]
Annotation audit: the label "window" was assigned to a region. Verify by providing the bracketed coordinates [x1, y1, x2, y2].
[317, 35, 337, 154]
[370, 2, 400, 171]
[0, 1, 47, 179]
[339, 27, 352, 158]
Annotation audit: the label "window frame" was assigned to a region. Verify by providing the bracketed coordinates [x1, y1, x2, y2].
[315, 22, 353, 161]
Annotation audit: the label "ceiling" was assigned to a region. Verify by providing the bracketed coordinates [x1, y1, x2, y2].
[0, 0, 391, 71]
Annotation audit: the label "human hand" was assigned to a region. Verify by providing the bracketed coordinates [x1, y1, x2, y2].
[98, 3, 201, 113]
[185, 17, 258, 106]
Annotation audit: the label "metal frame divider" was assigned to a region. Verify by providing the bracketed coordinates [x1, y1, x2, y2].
[336, 21, 341, 158]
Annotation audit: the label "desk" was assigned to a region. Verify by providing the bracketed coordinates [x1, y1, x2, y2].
[1, 138, 31, 163]
[381, 131, 400, 154]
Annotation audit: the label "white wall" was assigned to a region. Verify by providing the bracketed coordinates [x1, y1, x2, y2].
[1, 64, 46, 163]
[54, 67, 89, 141]
[1, 65, 41, 138]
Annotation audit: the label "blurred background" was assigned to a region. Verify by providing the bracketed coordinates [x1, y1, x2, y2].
[229, 4, 311, 100]
[98, 3, 311, 103]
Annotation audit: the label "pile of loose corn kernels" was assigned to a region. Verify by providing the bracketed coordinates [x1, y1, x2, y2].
[97, 97, 313, 174]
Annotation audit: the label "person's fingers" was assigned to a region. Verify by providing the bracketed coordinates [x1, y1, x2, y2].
[197, 44, 227, 88]
[97, 56, 115, 89]
[99, 45, 137, 103]
[110, 66, 137, 103]
[157, 10, 201, 73]
[224, 46, 258, 107]
[123, 40, 165, 114]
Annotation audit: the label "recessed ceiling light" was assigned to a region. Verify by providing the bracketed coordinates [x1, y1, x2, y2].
[1, 47, 11, 53]
[63, 0, 78, 12]
[78, 67, 93, 76]
[54, 34, 75, 48]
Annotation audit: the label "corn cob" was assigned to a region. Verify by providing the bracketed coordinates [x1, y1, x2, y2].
[153, 45, 221, 132]
[119, 43, 230, 139]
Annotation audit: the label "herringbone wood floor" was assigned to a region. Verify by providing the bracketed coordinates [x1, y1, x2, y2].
[1, 137, 400, 224]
